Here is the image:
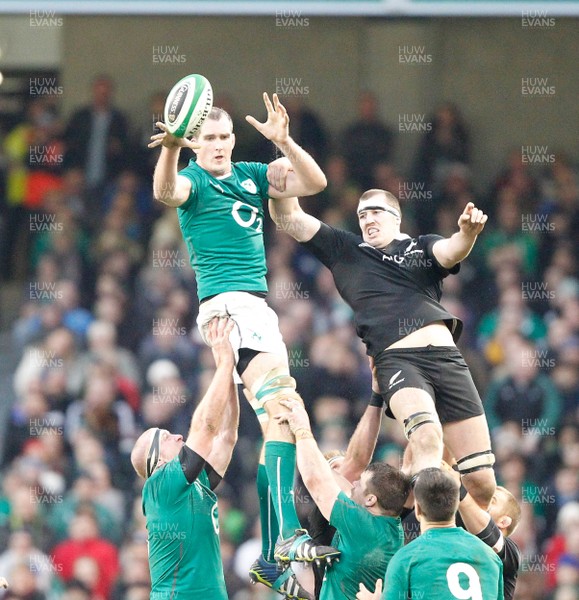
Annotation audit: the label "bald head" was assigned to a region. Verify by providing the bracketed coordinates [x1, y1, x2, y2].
[131, 428, 158, 479]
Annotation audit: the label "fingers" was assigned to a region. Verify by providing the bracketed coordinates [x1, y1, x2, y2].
[206, 315, 234, 344]
[375, 579, 383, 595]
[356, 583, 369, 600]
[273, 411, 291, 424]
[263, 91, 274, 113]
[183, 138, 201, 150]
[459, 204, 488, 231]
[245, 114, 262, 131]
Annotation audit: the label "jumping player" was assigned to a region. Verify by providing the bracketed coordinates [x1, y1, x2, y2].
[148, 93, 337, 586]
[268, 184, 495, 508]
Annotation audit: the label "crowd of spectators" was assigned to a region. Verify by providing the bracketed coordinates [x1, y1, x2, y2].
[0, 74, 577, 600]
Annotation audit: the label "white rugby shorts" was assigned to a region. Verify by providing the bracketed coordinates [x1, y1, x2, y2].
[197, 292, 288, 380]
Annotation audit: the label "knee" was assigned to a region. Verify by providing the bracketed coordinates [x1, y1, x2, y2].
[409, 423, 443, 456]
[462, 469, 496, 509]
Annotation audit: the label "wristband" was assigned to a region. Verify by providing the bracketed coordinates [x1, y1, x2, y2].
[369, 391, 385, 408]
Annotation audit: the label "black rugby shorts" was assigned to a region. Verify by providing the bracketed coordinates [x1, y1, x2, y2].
[374, 345, 484, 424]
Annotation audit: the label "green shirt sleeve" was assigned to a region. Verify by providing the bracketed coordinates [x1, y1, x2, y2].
[177, 160, 200, 210]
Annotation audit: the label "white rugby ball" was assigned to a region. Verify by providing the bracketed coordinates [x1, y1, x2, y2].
[163, 74, 213, 138]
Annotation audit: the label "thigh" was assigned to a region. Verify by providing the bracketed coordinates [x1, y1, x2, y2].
[375, 350, 436, 421]
[442, 414, 492, 462]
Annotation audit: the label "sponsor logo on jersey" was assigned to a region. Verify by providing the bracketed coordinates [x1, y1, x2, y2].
[241, 179, 258, 194]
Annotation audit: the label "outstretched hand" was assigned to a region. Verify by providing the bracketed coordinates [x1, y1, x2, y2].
[246, 93, 290, 146]
[458, 202, 488, 237]
[206, 316, 235, 366]
[148, 121, 201, 150]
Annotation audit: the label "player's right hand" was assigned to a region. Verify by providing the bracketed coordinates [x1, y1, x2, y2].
[267, 157, 293, 192]
[148, 121, 201, 150]
[275, 397, 311, 435]
[356, 579, 382, 600]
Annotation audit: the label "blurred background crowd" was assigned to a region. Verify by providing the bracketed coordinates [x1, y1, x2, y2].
[0, 75, 577, 600]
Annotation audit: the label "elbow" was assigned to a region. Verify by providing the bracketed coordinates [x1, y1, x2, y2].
[311, 172, 327, 194]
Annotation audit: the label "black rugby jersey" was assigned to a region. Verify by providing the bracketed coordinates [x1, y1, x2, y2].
[301, 223, 462, 356]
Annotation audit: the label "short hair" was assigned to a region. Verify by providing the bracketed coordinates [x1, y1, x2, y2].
[358, 189, 401, 214]
[365, 462, 411, 516]
[414, 468, 459, 522]
[495, 486, 522, 537]
[207, 107, 233, 128]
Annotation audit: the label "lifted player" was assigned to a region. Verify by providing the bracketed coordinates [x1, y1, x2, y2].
[149, 93, 337, 592]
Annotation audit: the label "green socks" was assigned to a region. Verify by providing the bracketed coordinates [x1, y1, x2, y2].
[265, 441, 301, 540]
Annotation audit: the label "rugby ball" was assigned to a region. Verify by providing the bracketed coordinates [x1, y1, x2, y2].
[163, 74, 213, 138]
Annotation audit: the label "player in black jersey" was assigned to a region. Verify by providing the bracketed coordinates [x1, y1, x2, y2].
[268, 182, 495, 508]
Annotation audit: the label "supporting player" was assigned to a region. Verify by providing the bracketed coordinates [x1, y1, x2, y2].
[130, 316, 238, 597]
[148, 92, 337, 589]
[268, 182, 496, 508]
[276, 396, 411, 599]
[357, 468, 503, 600]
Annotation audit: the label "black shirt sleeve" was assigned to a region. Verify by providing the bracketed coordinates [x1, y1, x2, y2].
[498, 537, 521, 600]
[420, 234, 461, 276]
[204, 463, 223, 491]
[475, 519, 520, 600]
[178, 446, 223, 489]
[178, 445, 207, 484]
[300, 223, 352, 269]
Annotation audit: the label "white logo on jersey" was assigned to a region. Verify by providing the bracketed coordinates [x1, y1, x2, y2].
[240, 179, 257, 194]
[388, 370, 406, 390]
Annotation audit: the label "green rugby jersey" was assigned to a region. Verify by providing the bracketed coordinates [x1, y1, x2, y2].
[143, 457, 227, 599]
[177, 160, 270, 301]
[383, 527, 504, 600]
[320, 491, 404, 600]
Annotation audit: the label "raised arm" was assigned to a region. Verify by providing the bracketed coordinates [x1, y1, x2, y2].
[340, 359, 383, 482]
[185, 317, 236, 465]
[246, 93, 327, 198]
[149, 121, 197, 207]
[268, 195, 321, 243]
[432, 202, 488, 268]
[274, 398, 342, 520]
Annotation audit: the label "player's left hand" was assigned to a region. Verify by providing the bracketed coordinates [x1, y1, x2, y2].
[206, 316, 235, 366]
[458, 202, 488, 237]
[275, 397, 311, 434]
[356, 579, 382, 600]
[246, 93, 290, 146]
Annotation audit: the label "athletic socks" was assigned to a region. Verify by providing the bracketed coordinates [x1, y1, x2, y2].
[265, 441, 302, 540]
[257, 463, 279, 563]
